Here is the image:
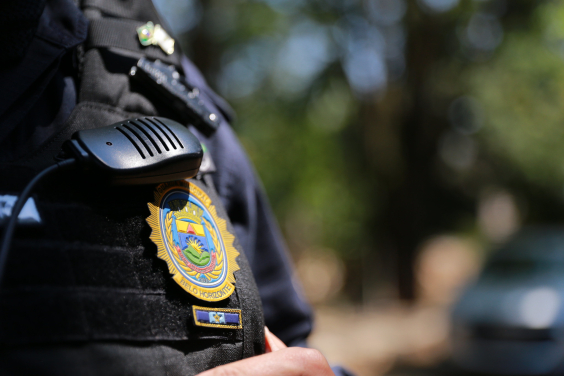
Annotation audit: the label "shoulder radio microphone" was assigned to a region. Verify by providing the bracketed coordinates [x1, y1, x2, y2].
[63, 116, 202, 185]
[0, 117, 203, 284]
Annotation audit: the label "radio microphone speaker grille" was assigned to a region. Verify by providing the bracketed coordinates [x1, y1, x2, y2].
[63, 117, 202, 185]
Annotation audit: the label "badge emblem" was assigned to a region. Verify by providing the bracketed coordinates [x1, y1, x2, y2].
[147, 181, 240, 301]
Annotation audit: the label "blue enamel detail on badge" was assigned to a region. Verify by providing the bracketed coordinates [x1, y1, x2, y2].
[192, 305, 242, 329]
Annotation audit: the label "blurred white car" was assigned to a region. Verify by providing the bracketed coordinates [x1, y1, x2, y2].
[451, 228, 564, 375]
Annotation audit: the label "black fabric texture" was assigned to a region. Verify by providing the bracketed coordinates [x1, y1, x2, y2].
[0, 0, 327, 374]
[0, 341, 244, 376]
[79, 49, 165, 113]
[0, 62, 78, 163]
[0, 0, 266, 366]
[83, 0, 163, 21]
[0, 0, 47, 65]
[0, 0, 87, 145]
[0, 176, 250, 346]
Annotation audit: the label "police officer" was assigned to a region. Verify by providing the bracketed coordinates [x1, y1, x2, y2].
[0, 0, 351, 375]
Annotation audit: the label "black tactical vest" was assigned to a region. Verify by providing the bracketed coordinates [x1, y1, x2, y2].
[0, 1, 265, 374]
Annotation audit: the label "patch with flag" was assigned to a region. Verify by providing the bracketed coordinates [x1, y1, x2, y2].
[192, 305, 242, 329]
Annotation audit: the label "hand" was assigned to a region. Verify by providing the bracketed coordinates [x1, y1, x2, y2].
[196, 327, 334, 376]
[264, 326, 287, 353]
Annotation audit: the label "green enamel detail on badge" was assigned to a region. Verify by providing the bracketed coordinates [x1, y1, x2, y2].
[137, 21, 175, 55]
[147, 181, 240, 302]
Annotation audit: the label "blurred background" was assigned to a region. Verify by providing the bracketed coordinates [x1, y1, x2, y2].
[154, 0, 564, 374]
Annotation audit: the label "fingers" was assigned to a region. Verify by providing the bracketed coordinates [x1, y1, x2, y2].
[265, 326, 287, 353]
[196, 347, 334, 376]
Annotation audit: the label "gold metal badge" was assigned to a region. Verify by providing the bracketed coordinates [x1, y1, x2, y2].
[147, 181, 240, 301]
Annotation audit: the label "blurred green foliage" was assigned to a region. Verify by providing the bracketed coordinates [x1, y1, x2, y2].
[156, 0, 564, 299]
[468, 2, 564, 192]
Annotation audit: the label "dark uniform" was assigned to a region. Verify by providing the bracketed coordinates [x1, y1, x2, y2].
[0, 0, 351, 375]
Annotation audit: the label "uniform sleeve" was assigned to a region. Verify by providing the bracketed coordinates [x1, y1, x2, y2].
[181, 58, 357, 376]
[180, 57, 314, 347]
[203, 122, 314, 347]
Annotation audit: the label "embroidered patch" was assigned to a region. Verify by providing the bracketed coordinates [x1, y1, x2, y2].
[147, 181, 240, 301]
[193, 305, 242, 329]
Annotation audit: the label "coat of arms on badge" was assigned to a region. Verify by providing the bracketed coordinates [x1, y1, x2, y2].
[147, 181, 240, 301]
